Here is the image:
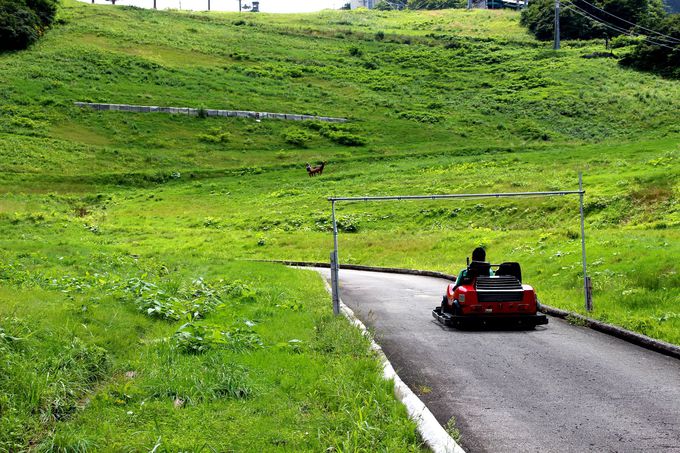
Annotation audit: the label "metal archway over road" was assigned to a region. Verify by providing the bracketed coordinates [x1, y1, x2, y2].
[328, 173, 593, 315]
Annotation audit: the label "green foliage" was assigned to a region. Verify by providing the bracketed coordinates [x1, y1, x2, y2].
[307, 122, 367, 146]
[197, 128, 232, 143]
[375, 1, 398, 10]
[283, 127, 314, 147]
[408, 0, 464, 9]
[0, 0, 58, 51]
[619, 14, 680, 78]
[521, 0, 666, 41]
[140, 351, 253, 402]
[348, 45, 363, 56]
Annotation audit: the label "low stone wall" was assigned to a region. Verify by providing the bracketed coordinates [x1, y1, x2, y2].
[74, 102, 347, 123]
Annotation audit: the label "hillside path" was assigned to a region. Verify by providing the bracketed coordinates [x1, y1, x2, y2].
[315, 268, 680, 453]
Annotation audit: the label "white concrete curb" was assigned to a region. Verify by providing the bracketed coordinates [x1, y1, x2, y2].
[320, 278, 465, 453]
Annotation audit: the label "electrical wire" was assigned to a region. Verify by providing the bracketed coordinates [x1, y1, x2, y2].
[567, 0, 680, 44]
[563, 1, 677, 48]
[564, 3, 675, 48]
[562, 2, 678, 50]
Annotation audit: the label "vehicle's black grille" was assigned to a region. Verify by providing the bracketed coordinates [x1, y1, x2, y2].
[477, 291, 524, 302]
[475, 276, 524, 302]
[476, 276, 522, 290]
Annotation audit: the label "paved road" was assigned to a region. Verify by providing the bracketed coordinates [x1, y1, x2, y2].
[316, 269, 680, 453]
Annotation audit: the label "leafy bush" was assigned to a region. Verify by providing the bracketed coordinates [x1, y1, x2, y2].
[407, 0, 464, 9]
[283, 128, 314, 147]
[375, 1, 396, 10]
[0, 0, 58, 51]
[348, 45, 363, 57]
[520, 0, 666, 41]
[197, 128, 231, 143]
[326, 130, 367, 146]
[619, 14, 680, 78]
[397, 110, 443, 123]
[173, 322, 263, 354]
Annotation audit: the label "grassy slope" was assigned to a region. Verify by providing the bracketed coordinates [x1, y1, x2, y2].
[0, 1, 678, 450]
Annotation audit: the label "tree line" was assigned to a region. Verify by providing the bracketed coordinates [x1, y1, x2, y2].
[521, 0, 679, 78]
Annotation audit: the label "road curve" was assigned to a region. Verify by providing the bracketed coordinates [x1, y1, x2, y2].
[316, 268, 680, 453]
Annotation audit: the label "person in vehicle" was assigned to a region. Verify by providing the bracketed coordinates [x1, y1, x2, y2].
[453, 247, 494, 289]
[442, 247, 494, 314]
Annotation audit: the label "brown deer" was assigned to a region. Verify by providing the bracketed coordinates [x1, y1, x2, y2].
[306, 162, 326, 177]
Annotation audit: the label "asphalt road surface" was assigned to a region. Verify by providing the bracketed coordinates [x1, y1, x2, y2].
[316, 268, 680, 453]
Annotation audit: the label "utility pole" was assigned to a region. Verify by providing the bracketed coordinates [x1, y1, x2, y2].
[153, 0, 156, 9]
[467, 0, 472, 9]
[239, 0, 242, 11]
[554, 0, 561, 50]
[208, 0, 210, 10]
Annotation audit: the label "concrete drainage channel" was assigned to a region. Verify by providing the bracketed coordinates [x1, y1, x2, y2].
[317, 277, 464, 453]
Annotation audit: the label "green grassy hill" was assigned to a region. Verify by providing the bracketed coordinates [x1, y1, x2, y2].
[0, 1, 678, 450]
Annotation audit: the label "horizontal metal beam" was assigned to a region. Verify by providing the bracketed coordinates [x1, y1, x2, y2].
[328, 190, 584, 203]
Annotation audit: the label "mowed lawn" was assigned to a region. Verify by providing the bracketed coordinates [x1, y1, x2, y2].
[0, 0, 678, 450]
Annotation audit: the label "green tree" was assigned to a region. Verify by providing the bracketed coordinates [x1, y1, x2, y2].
[376, 0, 401, 10]
[0, 0, 58, 51]
[26, 0, 58, 25]
[620, 13, 680, 78]
[521, 0, 666, 41]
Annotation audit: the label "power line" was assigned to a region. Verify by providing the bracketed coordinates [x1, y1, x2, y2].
[564, 1, 677, 48]
[562, 2, 678, 50]
[564, 3, 673, 48]
[568, 0, 680, 44]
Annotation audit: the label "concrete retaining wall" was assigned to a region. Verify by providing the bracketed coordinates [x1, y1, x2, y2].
[74, 102, 347, 123]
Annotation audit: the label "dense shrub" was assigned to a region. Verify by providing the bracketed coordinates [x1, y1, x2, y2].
[283, 128, 314, 147]
[375, 1, 397, 10]
[326, 130, 366, 146]
[620, 14, 680, 78]
[0, 0, 58, 51]
[520, 0, 666, 41]
[348, 45, 363, 57]
[407, 0, 465, 9]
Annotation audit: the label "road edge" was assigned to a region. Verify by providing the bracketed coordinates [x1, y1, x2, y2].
[274, 260, 680, 361]
[317, 275, 465, 453]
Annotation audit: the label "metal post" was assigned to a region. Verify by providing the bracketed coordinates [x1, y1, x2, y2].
[208, 0, 210, 10]
[330, 251, 340, 315]
[331, 201, 340, 315]
[239, 0, 242, 11]
[467, 0, 472, 9]
[153, 0, 156, 8]
[579, 173, 592, 311]
[554, 0, 561, 50]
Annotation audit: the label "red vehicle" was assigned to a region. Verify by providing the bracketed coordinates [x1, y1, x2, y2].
[432, 261, 548, 328]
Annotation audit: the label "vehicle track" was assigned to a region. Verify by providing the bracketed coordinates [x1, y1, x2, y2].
[316, 268, 680, 453]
